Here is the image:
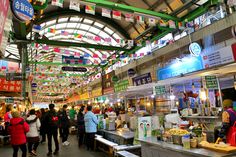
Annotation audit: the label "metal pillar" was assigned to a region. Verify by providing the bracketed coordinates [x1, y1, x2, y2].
[21, 45, 28, 102]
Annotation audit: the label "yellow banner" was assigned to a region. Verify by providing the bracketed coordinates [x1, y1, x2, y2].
[91, 87, 102, 98]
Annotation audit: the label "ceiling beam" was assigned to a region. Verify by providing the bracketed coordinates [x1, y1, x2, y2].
[35, 39, 129, 51]
[83, 0, 180, 21]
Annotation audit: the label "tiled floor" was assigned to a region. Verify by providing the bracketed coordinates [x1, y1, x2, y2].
[0, 135, 108, 157]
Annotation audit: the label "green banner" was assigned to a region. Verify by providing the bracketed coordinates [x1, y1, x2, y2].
[114, 80, 129, 92]
[153, 86, 166, 95]
[205, 76, 218, 89]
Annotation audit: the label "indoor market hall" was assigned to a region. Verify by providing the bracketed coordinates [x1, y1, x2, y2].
[1, 0, 236, 157]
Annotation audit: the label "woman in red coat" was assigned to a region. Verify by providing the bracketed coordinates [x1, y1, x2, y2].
[8, 110, 29, 157]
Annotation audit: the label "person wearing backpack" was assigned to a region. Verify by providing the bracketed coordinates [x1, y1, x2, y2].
[26, 109, 41, 156]
[8, 110, 29, 157]
[45, 104, 59, 156]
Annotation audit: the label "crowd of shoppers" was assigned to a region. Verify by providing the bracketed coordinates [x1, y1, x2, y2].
[2, 104, 98, 157]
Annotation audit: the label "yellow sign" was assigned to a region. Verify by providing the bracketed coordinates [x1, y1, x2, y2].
[91, 87, 102, 98]
[80, 92, 89, 100]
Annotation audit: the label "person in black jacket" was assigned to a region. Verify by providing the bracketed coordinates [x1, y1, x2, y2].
[40, 108, 47, 144]
[58, 105, 70, 146]
[77, 106, 85, 147]
[45, 104, 59, 156]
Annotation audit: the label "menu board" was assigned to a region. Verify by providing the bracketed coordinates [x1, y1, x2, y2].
[153, 86, 166, 95]
[205, 76, 218, 89]
[201, 45, 236, 69]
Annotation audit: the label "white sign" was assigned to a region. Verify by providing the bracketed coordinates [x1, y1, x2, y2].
[189, 42, 202, 56]
[201, 45, 235, 69]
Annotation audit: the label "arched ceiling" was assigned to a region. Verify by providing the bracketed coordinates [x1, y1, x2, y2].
[5, 0, 212, 102]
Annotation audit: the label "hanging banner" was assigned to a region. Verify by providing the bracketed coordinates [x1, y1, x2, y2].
[205, 76, 218, 89]
[201, 45, 236, 69]
[62, 55, 87, 65]
[0, 0, 9, 47]
[132, 73, 152, 86]
[102, 71, 115, 95]
[12, 0, 34, 21]
[114, 80, 129, 93]
[157, 56, 203, 80]
[0, 78, 22, 92]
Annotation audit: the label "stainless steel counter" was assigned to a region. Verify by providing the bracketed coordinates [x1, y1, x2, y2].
[138, 137, 236, 157]
[101, 129, 134, 139]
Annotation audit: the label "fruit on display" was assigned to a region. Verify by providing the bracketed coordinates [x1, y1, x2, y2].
[168, 128, 189, 136]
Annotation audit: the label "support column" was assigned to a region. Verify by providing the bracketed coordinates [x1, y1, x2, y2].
[21, 45, 28, 102]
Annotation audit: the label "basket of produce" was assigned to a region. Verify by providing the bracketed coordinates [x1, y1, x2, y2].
[167, 128, 189, 145]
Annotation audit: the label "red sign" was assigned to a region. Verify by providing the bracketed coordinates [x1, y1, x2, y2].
[0, 0, 9, 46]
[0, 78, 21, 92]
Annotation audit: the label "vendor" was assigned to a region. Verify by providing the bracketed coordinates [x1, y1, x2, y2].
[219, 99, 236, 146]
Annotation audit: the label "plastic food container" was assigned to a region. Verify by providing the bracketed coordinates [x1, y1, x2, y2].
[172, 135, 182, 145]
[182, 135, 191, 149]
[190, 138, 198, 148]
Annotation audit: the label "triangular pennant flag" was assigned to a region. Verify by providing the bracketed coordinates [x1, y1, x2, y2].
[85, 5, 95, 15]
[32, 25, 41, 33]
[159, 20, 167, 27]
[136, 41, 142, 47]
[42, 45, 49, 51]
[94, 36, 101, 42]
[102, 54, 107, 59]
[48, 28, 56, 33]
[31, 43, 39, 49]
[186, 21, 194, 28]
[116, 39, 125, 46]
[168, 20, 176, 29]
[53, 47, 61, 53]
[74, 52, 80, 57]
[178, 22, 185, 30]
[93, 54, 99, 58]
[127, 40, 134, 47]
[140, 53, 144, 57]
[148, 17, 156, 26]
[51, 0, 64, 7]
[112, 54, 116, 60]
[102, 8, 111, 18]
[69, 0, 80, 12]
[84, 53, 90, 58]
[61, 30, 69, 36]
[104, 37, 111, 44]
[113, 10, 121, 20]
[74, 33, 83, 38]
[87, 35, 94, 40]
[94, 59, 99, 65]
[125, 13, 134, 22]
[64, 50, 70, 55]
[136, 15, 145, 24]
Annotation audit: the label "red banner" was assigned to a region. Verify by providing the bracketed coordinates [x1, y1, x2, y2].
[0, 0, 9, 46]
[0, 78, 21, 92]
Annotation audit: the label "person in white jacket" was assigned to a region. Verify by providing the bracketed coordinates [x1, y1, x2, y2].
[26, 109, 41, 156]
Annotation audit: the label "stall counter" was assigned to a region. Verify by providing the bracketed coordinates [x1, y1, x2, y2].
[138, 137, 236, 157]
[98, 129, 134, 145]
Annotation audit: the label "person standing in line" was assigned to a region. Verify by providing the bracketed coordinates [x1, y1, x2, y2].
[45, 104, 59, 156]
[69, 105, 77, 126]
[77, 106, 85, 147]
[4, 105, 12, 135]
[58, 105, 70, 146]
[26, 109, 41, 156]
[39, 108, 47, 144]
[8, 110, 29, 157]
[84, 105, 98, 151]
[57, 108, 63, 138]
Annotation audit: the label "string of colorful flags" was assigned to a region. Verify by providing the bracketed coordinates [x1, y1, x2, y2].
[49, 0, 194, 30]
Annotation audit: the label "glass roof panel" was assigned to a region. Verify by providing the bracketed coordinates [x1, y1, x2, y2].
[58, 17, 69, 23]
[70, 17, 82, 22]
[89, 27, 100, 34]
[94, 22, 104, 28]
[46, 20, 56, 26]
[56, 23, 67, 29]
[79, 24, 91, 30]
[113, 33, 120, 39]
[104, 27, 113, 34]
[83, 19, 93, 24]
